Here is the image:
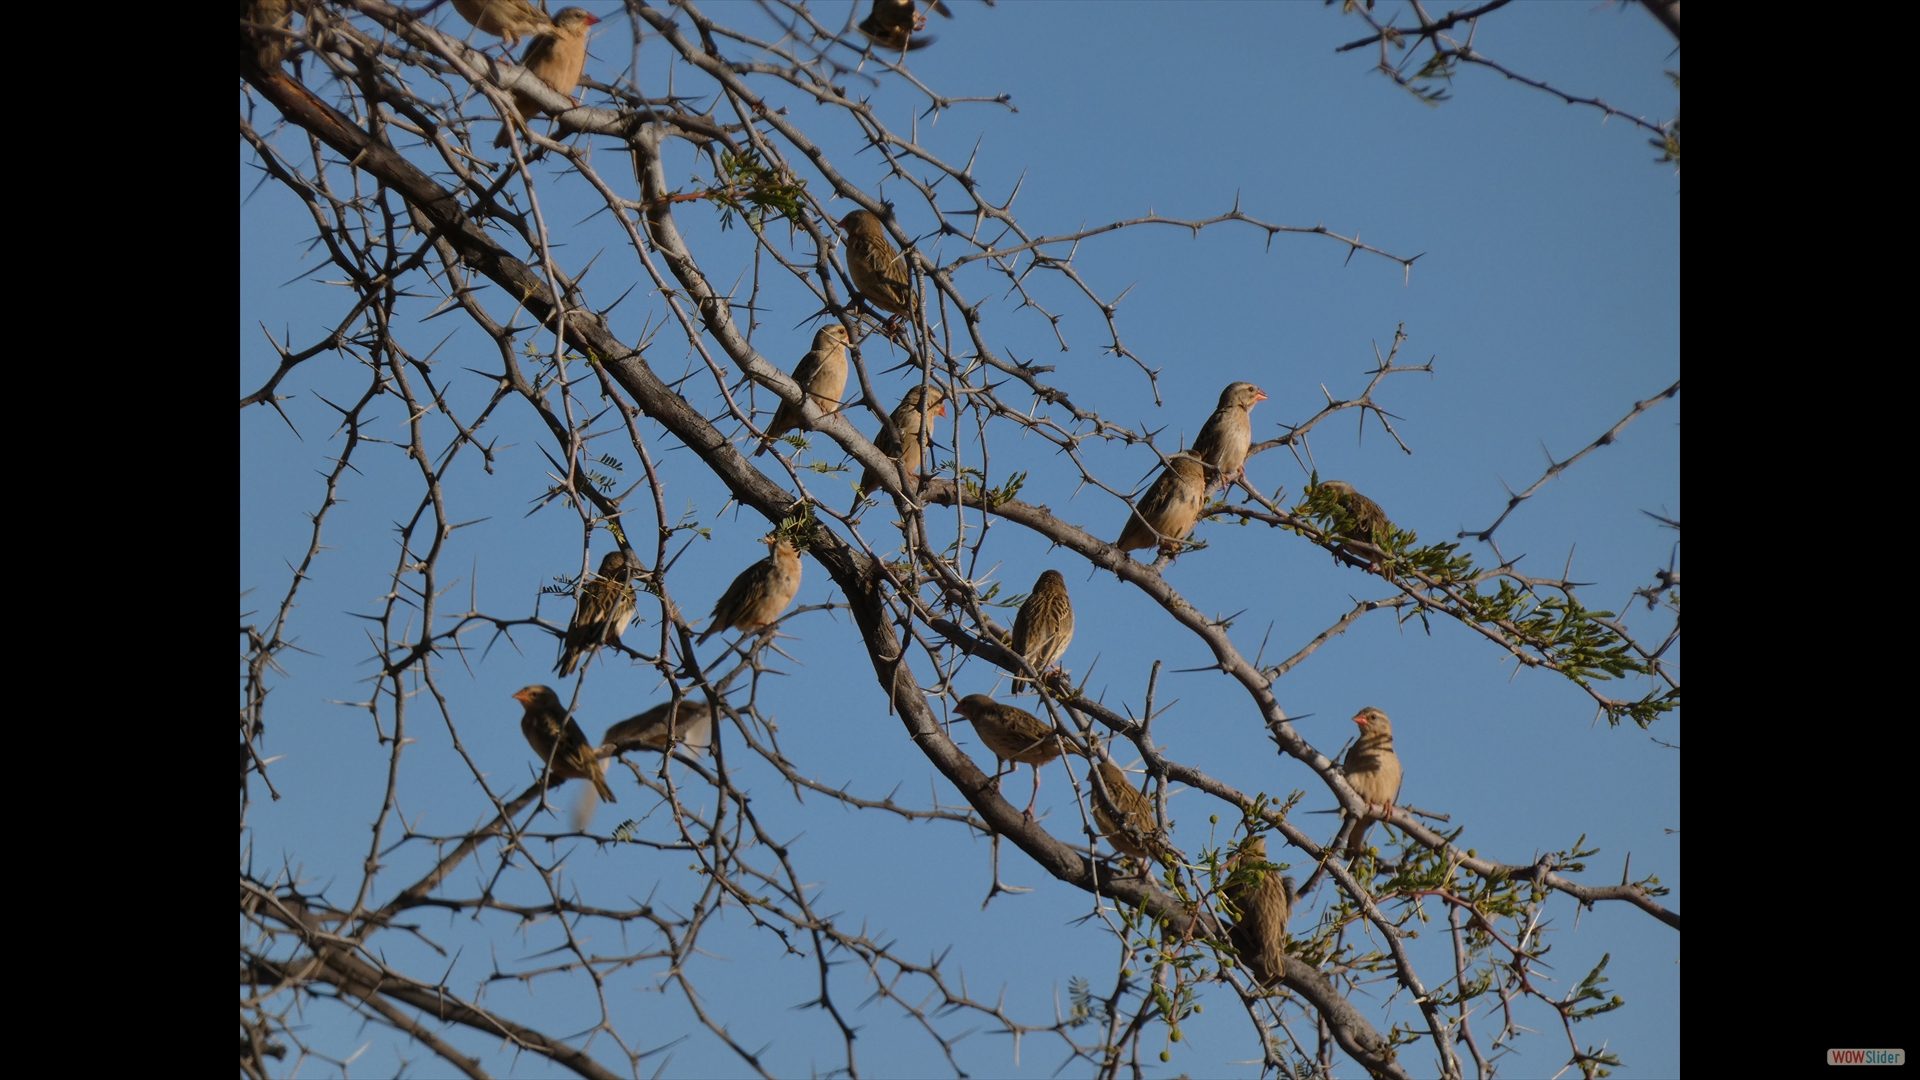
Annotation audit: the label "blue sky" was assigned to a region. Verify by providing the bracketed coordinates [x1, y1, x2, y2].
[241, 2, 1679, 1075]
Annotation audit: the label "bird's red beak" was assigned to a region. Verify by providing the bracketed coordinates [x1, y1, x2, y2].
[935, 403, 948, 417]
[513, 690, 532, 704]
[585, 14, 601, 25]
[1351, 712, 1369, 727]
[1254, 390, 1268, 402]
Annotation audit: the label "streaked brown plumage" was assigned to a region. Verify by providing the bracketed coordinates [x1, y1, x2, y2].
[556, 550, 638, 677]
[757, 325, 851, 457]
[1342, 706, 1403, 858]
[1114, 454, 1209, 554]
[452, 0, 553, 48]
[241, 0, 305, 70]
[1224, 836, 1294, 988]
[953, 693, 1086, 816]
[1090, 760, 1168, 865]
[1318, 480, 1393, 546]
[513, 685, 616, 803]
[857, 0, 950, 51]
[493, 7, 597, 149]
[1009, 569, 1074, 690]
[838, 210, 916, 320]
[1190, 382, 1267, 490]
[602, 698, 715, 759]
[698, 536, 803, 644]
[857, 384, 947, 499]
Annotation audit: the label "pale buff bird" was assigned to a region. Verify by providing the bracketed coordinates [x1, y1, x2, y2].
[1342, 706, 1403, 858]
[756, 325, 851, 457]
[1190, 382, 1268, 490]
[513, 685, 616, 803]
[556, 549, 638, 677]
[1090, 759, 1168, 865]
[1114, 454, 1209, 555]
[1008, 569, 1073, 690]
[698, 536, 803, 644]
[856, 384, 947, 499]
[602, 698, 715, 759]
[838, 210, 915, 321]
[1224, 835, 1295, 988]
[857, 0, 950, 51]
[452, 0, 553, 49]
[952, 693, 1086, 816]
[493, 8, 597, 149]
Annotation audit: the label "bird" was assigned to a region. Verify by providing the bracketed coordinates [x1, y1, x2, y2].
[241, 0, 304, 70]
[555, 549, 639, 677]
[1114, 454, 1209, 555]
[1223, 835, 1294, 988]
[602, 698, 715, 759]
[493, 7, 597, 149]
[838, 209, 916, 323]
[1317, 479, 1394, 554]
[952, 693, 1086, 817]
[856, 0, 950, 51]
[512, 685, 616, 805]
[698, 535, 804, 644]
[1008, 569, 1073, 690]
[856, 383, 947, 500]
[1189, 382, 1268, 491]
[1342, 706, 1403, 858]
[451, 0, 553, 49]
[1089, 759, 1168, 866]
[756, 325, 851, 457]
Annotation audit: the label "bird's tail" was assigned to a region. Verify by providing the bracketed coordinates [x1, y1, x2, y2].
[571, 783, 598, 832]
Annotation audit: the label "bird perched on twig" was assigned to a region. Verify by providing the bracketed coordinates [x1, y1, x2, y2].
[1009, 569, 1073, 691]
[1224, 835, 1294, 988]
[512, 685, 616, 805]
[602, 698, 715, 759]
[855, 384, 947, 502]
[452, 0, 553, 50]
[857, 0, 951, 51]
[952, 693, 1086, 817]
[493, 7, 597, 149]
[1114, 454, 1209, 556]
[838, 210, 916, 326]
[1316, 480, 1394, 570]
[756, 325, 851, 457]
[1342, 706, 1403, 858]
[1190, 382, 1268, 491]
[241, 0, 306, 70]
[555, 549, 638, 677]
[698, 535, 804, 644]
[1089, 759, 1168, 866]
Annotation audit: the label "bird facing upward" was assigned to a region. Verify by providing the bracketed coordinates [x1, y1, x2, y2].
[602, 698, 715, 759]
[1342, 706, 1403, 858]
[1114, 454, 1209, 555]
[555, 549, 638, 677]
[1224, 835, 1295, 988]
[512, 685, 616, 804]
[757, 325, 851, 457]
[952, 693, 1086, 816]
[493, 7, 597, 149]
[838, 209, 916, 320]
[1190, 382, 1268, 490]
[699, 536, 803, 644]
[1009, 569, 1074, 690]
[856, 383, 947, 499]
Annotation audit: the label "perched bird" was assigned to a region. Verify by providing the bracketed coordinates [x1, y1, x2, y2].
[1114, 454, 1210, 555]
[1089, 759, 1168, 866]
[1223, 835, 1295, 988]
[952, 693, 1086, 816]
[493, 7, 598, 149]
[512, 685, 616, 804]
[1317, 479, 1394, 553]
[602, 698, 715, 759]
[1342, 706, 1404, 858]
[1189, 382, 1268, 490]
[838, 210, 916, 322]
[555, 549, 639, 677]
[1008, 569, 1074, 690]
[756, 325, 851, 457]
[856, 384, 947, 500]
[857, 0, 950, 51]
[698, 535, 804, 644]
[241, 0, 304, 70]
[452, 0, 553, 49]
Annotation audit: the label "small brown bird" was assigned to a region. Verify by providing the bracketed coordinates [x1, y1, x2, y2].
[698, 535, 804, 644]
[555, 550, 638, 677]
[838, 210, 916, 322]
[857, 0, 950, 51]
[1190, 382, 1268, 490]
[493, 7, 598, 149]
[1009, 569, 1074, 690]
[241, 0, 304, 70]
[756, 325, 851, 457]
[602, 698, 715, 759]
[452, 0, 553, 49]
[1114, 454, 1210, 555]
[1342, 706, 1404, 858]
[512, 685, 616, 804]
[1223, 835, 1295, 988]
[952, 693, 1086, 816]
[1317, 480, 1393, 549]
[856, 383, 947, 500]
[1089, 759, 1168, 865]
